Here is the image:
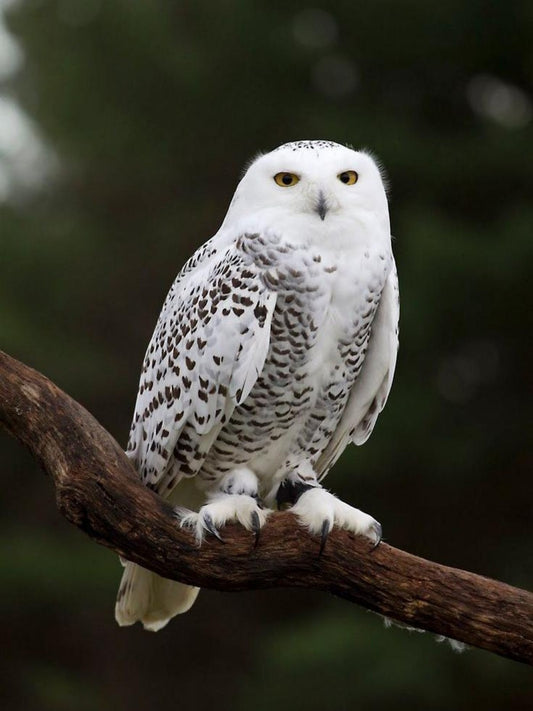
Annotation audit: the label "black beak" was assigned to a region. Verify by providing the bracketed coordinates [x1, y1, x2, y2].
[316, 191, 328, 221]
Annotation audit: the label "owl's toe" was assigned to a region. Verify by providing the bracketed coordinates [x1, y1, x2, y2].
[291, 487, 381, 551]
[180, 493, 270, 545]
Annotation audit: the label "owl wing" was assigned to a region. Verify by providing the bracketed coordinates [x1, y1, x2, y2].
[315, 261, 399, 479]
[126, 237, 277, 495]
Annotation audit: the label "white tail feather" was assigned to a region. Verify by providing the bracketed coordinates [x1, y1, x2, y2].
[115, 562, 200, 631]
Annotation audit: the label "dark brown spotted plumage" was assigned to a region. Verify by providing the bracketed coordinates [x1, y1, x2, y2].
[126, 217, 396, 503]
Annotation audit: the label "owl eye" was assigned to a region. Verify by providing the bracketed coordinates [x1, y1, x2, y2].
[274, 172, 300, 187]
[338, 170, 358, 185]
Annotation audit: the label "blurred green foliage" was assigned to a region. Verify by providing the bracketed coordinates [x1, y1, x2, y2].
[0, 1, 531, 709]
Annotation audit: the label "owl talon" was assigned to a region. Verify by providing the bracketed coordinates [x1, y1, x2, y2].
[251, 510, 261, 547]
[371, 521, 382, 549]
[292, 487, 381, 547]
[181, 488, 271, 544]
[319, 518, 331, 556]
[203, 513, 224, 542]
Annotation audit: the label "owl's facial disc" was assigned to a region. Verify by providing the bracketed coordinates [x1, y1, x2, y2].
[224, 142, 389, 233]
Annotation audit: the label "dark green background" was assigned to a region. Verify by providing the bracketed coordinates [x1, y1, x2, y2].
[1, 1, 531, 709]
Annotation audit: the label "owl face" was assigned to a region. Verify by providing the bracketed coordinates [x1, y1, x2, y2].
[226, 141, 389, 230]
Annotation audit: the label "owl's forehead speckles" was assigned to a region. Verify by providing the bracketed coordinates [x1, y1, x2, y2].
[274, 140, 342, 152]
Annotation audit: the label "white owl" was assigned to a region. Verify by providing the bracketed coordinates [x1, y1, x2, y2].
[116, 140, 399, 631]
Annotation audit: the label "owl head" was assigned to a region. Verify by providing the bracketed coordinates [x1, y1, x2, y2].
[223, 140, 389, 235]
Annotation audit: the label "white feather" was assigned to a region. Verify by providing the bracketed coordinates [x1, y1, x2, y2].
[316, 262, 399, 477]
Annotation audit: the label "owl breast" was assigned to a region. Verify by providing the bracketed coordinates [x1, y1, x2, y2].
[199, 230, 391, 495]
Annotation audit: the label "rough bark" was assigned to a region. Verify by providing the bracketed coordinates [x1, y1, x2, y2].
[0, 349, 531, 665]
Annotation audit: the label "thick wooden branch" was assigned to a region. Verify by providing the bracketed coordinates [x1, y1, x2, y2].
[0, 349, 531, 665]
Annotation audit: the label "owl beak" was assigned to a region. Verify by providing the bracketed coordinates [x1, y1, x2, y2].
[315, 190, 328, 221]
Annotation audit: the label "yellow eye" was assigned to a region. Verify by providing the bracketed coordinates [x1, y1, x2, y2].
[338, 170, 358, 185]
[274, 172, 300, 187]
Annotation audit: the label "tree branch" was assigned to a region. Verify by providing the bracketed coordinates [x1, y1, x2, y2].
[0, 349, 531, 665]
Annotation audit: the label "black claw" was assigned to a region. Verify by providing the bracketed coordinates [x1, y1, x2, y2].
[371, 522, 383, 549]
[251, 510, 261, 548]
[319, 519, 331, 556]
[203, 514, 224, 542]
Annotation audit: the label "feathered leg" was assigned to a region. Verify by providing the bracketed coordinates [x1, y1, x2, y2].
[274, 462, 382, 551]
[179, 467, 270, 543]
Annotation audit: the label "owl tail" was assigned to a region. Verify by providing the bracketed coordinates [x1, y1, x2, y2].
[115, 562, 200, 631]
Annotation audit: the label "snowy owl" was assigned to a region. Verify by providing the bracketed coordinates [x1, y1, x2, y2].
[116, 139, 399, 631]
